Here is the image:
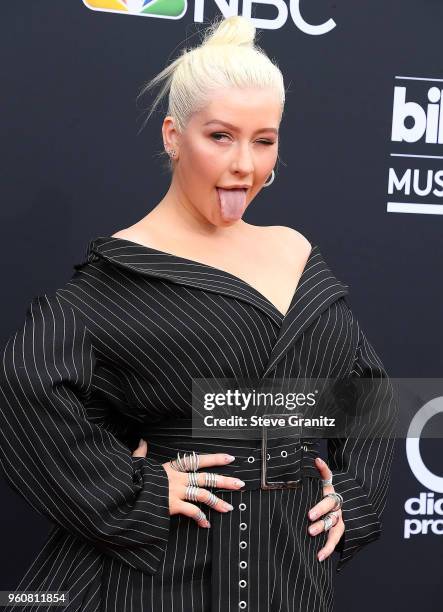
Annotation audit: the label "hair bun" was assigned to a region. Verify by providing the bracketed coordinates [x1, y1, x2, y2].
[201, 15, 256, 48]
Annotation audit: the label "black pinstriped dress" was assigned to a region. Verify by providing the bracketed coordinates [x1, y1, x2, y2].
[0, 236, 397, 611]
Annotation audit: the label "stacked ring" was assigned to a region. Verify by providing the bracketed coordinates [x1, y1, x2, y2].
[322, 492, 343, 511]
[322, 513, 334, 531]
[170, 450, 200, 472]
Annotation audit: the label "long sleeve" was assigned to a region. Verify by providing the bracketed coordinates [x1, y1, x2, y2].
[327, 319, 398, 572]
[0, 292, 170, 576]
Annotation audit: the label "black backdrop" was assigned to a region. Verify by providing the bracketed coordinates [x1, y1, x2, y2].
[1, 2, 442, 610]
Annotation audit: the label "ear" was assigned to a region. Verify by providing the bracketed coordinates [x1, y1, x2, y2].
[162, 115, 180, 154]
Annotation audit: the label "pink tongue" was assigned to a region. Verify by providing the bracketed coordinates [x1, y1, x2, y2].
[217, 188, 247, 221]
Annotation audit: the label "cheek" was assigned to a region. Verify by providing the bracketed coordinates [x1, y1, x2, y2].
[185, 140, 220, 177]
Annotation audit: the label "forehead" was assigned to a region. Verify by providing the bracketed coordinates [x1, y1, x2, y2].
[197, 87, 281, 126]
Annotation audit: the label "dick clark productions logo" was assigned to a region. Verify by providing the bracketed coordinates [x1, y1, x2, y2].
[404, 398, 443, 538]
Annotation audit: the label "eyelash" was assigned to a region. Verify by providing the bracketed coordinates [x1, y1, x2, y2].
[210, 132, 275, 145]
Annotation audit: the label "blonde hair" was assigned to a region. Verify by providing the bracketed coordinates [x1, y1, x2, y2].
[136, 15, 286, 172]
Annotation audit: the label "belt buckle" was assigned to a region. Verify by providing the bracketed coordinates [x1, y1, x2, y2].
[260, 413, 304, 490]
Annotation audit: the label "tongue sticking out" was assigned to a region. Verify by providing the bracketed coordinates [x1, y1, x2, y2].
[217, 188, 248, 221]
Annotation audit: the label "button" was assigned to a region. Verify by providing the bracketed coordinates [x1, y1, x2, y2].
[280, 450, 288, 457]
[239, 603, 247, 610]
[239, 579, 247, 588]
[239, 561, 247, 569]
[267, 452, 271, 460]
[239, 540, 247, 549]
[240, 522, 247, 530]
[247, 456, 254, 463]
[239, 502, 246, 511]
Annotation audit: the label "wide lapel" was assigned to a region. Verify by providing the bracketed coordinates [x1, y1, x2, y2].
[79, 236, 283, 325]
[260, 248, 349, 378]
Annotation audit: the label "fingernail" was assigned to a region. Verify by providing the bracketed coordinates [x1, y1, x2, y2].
[203, 520, 211, 528]
[310, 511, 317, 520]
[317, 457, 324, 464]
[235, 480, 245, 487]
[309, 526, 316, 535]
[225, 455, 235, 462]
[225, 503, 234, 511]
[318, 553, 324, 562]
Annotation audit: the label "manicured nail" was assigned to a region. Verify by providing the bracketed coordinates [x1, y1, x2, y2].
[225, 503, 234, 511]
[318, 553, 324, 562]
[317, 457, 324, 464]
[204, 520, 211, 528]
[235, 480, 245, 487]
[310, 511, 317, 520]
[225, 455, 236, 462]
[309, 526, 316, 535]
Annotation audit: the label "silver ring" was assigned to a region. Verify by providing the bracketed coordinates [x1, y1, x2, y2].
[204, 472, 218, 488]
[322, 476, 333, 486]
[170, 450, 200, 472]
[170, 452, 187, 472]
[205, 491, 220, 508]
[323, 513, 334, 532]
[188, 471, 199, 486]
[195, 510, 206, 522]
[323, 492, 343, 511]
[185, 485, 200, 502]
[186, 451, 199, 471]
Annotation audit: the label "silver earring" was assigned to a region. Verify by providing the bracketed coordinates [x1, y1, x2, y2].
[263, 169, 275, 187]
[167, 148, 177, 159]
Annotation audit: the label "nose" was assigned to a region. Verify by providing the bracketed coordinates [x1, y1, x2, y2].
[231, 142, 255, 176]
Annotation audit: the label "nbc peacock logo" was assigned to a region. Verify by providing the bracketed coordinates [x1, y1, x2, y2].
[82, 0, 186, 19]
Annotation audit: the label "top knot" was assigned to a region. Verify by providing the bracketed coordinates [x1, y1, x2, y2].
[201, 15, 256, 48]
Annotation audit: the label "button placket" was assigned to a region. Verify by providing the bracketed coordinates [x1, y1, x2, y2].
[238, 492, 248, 609]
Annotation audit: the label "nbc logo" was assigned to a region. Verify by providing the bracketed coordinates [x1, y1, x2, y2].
[82, 0, 186, 18]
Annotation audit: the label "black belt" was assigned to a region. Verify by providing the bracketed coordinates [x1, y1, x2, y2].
[134, 418, 322, 491]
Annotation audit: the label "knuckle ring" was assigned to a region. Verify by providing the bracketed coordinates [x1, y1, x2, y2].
[322, 476, 333, 485]
[170, 450, 200, 472]
[195, 510, 206, 522]
[204, 472, 218, 488]
[188, 471, 199, 486]
[322, 492, 343, 511]
[185, 485, 200, 502]
[323, 513, 334, 532]
[205, 491, 220, 508]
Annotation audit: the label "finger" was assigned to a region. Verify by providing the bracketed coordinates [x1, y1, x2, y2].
[314, 457, 333, 485]
[178, 501, 211, 528]
[196, 472, 245, 490]
[132, 438, 148, 458]
[308, 511, 341, 535]
[317, 521, 345, 562]
[182, 486, 234, 513]
[194, 453, 236, 468]
[308, 493, 340, 522]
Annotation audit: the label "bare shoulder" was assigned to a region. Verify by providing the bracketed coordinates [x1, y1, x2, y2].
[261, 225, 312, 258]
[111, 225, 153, 244]
[111, 228, 134, 240]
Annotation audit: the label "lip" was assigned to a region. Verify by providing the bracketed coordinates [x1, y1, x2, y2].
[216, 186, 251, 190]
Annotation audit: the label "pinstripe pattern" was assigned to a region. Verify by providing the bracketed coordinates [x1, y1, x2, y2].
[0, 236, 396, 611]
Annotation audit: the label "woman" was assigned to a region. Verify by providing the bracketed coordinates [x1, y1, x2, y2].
[0, 15, 396, 612]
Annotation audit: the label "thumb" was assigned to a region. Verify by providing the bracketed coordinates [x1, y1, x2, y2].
[132, 438, 148, 457]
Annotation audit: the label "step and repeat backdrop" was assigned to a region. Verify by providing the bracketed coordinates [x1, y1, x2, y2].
[1, 2, 442, 610]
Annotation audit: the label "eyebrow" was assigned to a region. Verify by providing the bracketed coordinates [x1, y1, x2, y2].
[203, 119, 278, 135]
